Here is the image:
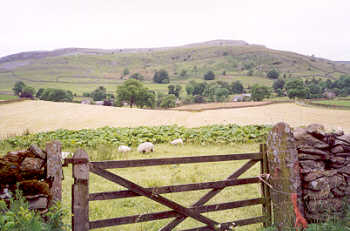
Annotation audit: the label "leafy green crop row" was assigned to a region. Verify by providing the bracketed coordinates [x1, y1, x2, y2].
[0, 124, 271, 149]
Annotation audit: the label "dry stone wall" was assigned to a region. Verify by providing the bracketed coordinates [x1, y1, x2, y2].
[294, 124, 350, 222]
[0, 141, 62, 214]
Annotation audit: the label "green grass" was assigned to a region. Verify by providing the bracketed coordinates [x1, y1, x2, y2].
[315, 100, 350, 107]
[60, 143, 263, 231]
[0, 94, 18, 100]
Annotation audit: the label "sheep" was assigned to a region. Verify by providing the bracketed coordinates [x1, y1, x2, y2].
[137, 142, 154, 153]
[61, 151, 71, 159]
[118, 145, 131, 153]
[170, 138, 183, 145]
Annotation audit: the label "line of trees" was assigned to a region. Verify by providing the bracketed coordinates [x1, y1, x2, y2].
[272, 75, 350, 99]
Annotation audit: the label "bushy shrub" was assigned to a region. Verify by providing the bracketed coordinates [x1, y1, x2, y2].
[267, 69, 279, 79]
[40, 88, 73, 102]
[129, 73, 144, 81]
[20, 86, 36, 99]
[160, 95, 176, 108]
[153, 69, 169, 83]
[203, 71, 215, 80]
[0, 189, 69, 231]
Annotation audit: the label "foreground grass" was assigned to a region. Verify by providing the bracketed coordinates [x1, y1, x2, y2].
[61, 143, 262, 231]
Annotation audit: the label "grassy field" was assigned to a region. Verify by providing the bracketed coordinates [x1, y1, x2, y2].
[0, 94, 18, 100]
[0, 72, 272, 96]
[1, 101, 350, 139]
[0, 143, 262, 230]
[314, 100, 350, 107]
[59, 144, 262, 231]
[173, 101, 272, 111]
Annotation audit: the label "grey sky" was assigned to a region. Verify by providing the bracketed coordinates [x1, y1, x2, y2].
[1, 0, 349, 60]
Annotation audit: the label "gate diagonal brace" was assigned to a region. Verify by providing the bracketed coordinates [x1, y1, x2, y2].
[89, 163, 231, 231]
[160, 159, 258, 231]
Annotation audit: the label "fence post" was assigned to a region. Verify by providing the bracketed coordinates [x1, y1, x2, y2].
[260, 144, 272, 227]
[266, 122, 304, 230]
[72, 149, 89, 231]
[46, 141, 62, 207]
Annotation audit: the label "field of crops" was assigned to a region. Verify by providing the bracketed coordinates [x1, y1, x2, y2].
[1, 101, 350, 139]
[0, 124, 270, 151]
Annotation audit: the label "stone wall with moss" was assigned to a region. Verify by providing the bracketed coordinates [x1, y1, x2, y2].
[0, 142, 61, 214]
[294, 124, 350, 222]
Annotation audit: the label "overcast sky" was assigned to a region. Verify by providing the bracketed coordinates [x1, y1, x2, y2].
[1, 0, 349, 60]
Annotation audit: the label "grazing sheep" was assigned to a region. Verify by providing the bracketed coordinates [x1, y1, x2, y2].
[170, 138, 183, 145]
[137, 142, 154, 153]
[61, 152, 71, 159]
[118, 145, 131, 153]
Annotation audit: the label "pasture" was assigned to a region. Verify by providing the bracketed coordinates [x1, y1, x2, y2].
[314, 100, 350, 107]
[1, 101, 350, 139]
[1, 100, 350, 230]
[64, 144, 263, 231]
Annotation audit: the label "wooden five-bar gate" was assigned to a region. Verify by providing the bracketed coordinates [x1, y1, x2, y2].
[64, 144, 272, 231]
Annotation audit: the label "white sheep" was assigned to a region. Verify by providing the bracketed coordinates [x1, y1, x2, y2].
[137, 142, 154, 153]
[118, 145, 131, 153]
[170, 138, 183, 145]
[61, 151, 71, 159]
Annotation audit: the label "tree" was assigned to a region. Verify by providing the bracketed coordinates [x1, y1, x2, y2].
[174, 85, 182, 98]
[168, 85, 175, 95]
[214, 87, 229, 102]
[20, 86, 36, 99]
[180, 69, 187, 78]
[285, 79, 310, 99]
[160, 94, 176, 108]
[169, 84, 182, 97]
[129, 73, 144, 81]
[91, 86, 107, 101]
[273, 79, 285, 92]
[153, 69, 170, 83]
[204, 71, 215, 80]
[13, 81, 26, 96]
[123, 68, 130, 76]
[251, 84, 271, 101]
[36, 88, 45, 98]
[231, 81, 244, 94]
[308, 83, 322, 98]
[116, 79, 155, 108]
[267, 70, 279, 79]
[40, 88, 73, 102]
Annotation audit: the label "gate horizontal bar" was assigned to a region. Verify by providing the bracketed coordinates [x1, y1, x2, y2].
[89, 177, 260, 201]
[180, 216, 266, 231]
[89, 198, 263, 229]
[91, 153, 262, 169]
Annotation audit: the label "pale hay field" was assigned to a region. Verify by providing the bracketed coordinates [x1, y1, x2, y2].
[1, 100, 350, 138]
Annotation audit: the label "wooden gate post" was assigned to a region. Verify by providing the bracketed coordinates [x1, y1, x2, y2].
[266, 122, 304, 230]
[72, 150, 89, 231]
[46, 141, 62, 207]
[260, 144, 272, 227]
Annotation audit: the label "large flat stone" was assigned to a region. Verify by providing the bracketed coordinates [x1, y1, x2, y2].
[20, 157, 44, 171]
[29, 145, 46, 159]
[299, 160, 325, 173]
[28, 197, 48, 209]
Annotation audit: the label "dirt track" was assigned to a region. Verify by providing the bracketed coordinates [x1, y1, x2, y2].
[1, 101, 350, 137]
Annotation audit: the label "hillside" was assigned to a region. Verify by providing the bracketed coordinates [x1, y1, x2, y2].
[0, 40, 350, 94]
